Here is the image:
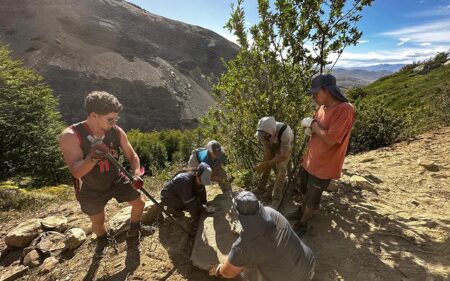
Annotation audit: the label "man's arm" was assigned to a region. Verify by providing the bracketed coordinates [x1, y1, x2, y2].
[265, 149, 289, 166]
[118, 127, 141, 177]
[211, 259, 245, 279]
[59, 128, 97, 179]
[310, 121, 337, 146]
[211, 164, 223, 182]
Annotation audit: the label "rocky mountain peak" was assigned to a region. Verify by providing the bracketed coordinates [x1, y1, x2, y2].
[0, 0, 239, 130]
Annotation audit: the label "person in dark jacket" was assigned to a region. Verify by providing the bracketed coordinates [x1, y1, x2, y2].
[160, 163, 212, 219]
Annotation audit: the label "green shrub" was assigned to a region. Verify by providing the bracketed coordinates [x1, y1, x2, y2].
[0, 46, 69, 185]
[128, 127, 210, 174]
[0, 181, 72, 211]
[349, 105, 406, 153]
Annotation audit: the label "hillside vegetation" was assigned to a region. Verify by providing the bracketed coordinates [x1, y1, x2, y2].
[347, 53, 450, 152]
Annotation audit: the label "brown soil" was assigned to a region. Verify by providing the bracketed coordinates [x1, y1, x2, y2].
[1, 127, 449, 281]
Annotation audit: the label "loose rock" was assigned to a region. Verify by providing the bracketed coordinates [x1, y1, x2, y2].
[5, 219, 42, 248]
[64, 228, 86, 251]
[41, 216, 68, 232]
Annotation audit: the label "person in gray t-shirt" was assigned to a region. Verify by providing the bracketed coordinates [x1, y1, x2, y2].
[209, 191, 316, 281]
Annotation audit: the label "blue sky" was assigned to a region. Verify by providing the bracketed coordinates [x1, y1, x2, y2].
[129, 0, 450, 67]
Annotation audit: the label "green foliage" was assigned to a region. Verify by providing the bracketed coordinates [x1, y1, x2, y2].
[127, 128, 209, 175]
[349, 105, 406, 153]
[360, 57, 450, 127]
[0, 181, 72, 211]
[346, 53, 450, 152]
[208, 0, 372, 188]
[0, 46, 69, 185]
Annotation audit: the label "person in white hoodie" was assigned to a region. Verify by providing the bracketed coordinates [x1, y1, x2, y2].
[254, 117, 294, 204]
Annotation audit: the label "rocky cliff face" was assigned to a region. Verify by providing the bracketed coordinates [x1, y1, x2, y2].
[0, 0, 238, 130]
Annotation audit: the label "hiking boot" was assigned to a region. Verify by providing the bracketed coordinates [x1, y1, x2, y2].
[126, 224, 156, 239]
[293, 221, 309, 237]
[285, 208, 303, 220]
[94, 233, 109, 258]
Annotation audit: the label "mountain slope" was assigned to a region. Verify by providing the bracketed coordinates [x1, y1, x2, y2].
[352, 62, 450, 133]
[0, 0, 238, 130]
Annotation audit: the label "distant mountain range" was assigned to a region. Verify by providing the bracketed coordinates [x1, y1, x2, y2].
[332, 64, 405, 89]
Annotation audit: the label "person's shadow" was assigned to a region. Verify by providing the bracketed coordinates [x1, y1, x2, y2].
[81, 236, 141, 281]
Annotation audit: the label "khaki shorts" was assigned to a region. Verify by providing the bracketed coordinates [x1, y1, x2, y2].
[78, 177, 141, 216]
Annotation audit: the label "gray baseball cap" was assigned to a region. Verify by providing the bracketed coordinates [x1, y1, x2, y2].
[207, 140, 224, 157]
[234, 191, 275, 239]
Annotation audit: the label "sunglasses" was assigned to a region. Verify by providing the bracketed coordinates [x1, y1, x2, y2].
[101, 115, 120, 125]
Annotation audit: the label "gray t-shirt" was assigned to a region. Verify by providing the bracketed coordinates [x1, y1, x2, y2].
[228, 207, 315, 281]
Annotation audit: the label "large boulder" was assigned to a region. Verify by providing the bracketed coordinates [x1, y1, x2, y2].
[5, 219, 42, 248]
[191, 193, 240, 270]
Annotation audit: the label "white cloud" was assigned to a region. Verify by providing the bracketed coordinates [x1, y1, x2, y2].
[397, 38, 410, 46]
[408, 6, 450, 17]
[381, 19, 450, 44]
[419, 42, 432, 46]
[358, 40, 369, 44]
[333, 45, 450, 67]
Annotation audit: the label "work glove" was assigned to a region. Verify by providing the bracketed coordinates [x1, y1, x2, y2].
[90, 142, 109, 160]
[131, 176, 144, 190]
[209, 264, 222, 276]
[254, 162, 268, 173]
[305, 127, 312, 136]
[225, 175, 235, 183]
[301, 117, 314, 128]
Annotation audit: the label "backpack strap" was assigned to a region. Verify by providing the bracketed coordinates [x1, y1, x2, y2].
[278, 124, 287, 143]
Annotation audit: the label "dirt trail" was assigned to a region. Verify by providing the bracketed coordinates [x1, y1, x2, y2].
[294, 127, 450, 281]
[1, 127, 449, 281]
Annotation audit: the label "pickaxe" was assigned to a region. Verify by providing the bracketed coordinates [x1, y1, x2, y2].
[87, 135, 194, 237]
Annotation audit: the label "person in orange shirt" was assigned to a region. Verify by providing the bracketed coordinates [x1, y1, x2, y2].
[292, 74, 355, 236]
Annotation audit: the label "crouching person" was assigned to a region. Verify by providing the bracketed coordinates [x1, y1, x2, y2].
[188, 140, 232, 193]
[209, 191, 316, 281]
[160, 163, 212, 220]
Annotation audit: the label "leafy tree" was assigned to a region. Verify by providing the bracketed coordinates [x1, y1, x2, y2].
[0, 46, 68, 185]
[208, 0, 372, 187]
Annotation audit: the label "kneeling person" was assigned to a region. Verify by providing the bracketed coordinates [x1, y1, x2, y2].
[210, 191, 315, 281]
[160, 163, 212, 219]
[188, 140, 232, 193]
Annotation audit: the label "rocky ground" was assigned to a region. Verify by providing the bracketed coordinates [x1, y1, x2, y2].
[0, 127, 449, 281]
